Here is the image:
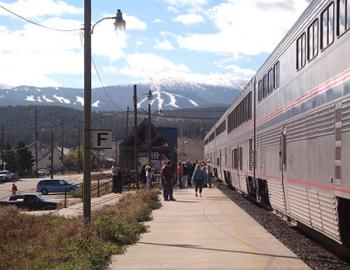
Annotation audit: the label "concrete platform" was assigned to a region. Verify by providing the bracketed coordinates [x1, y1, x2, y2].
[109, 187, 310, 270]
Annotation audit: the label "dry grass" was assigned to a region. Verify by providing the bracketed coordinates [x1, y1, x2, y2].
[0, 188, 161, 270]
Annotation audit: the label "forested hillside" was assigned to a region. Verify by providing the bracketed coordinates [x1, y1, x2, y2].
[0, 106, 226, 148]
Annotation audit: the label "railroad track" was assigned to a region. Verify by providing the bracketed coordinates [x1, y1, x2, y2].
[215, 181, 350, 270]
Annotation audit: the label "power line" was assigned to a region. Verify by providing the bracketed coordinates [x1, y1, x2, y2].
[2, 141, 36, 153]
[0, 4, 82, 32]
[102, 108, 220, 120]
[91, 56, 122, 110]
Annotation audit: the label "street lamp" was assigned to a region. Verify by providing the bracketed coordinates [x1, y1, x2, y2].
[147, 90, 154, 165]
[83, 1, 125, 223]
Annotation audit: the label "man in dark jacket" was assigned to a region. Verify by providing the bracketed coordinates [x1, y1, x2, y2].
[161, 161, 176, 201]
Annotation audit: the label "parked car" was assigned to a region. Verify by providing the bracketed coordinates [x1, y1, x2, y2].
[36, 179, 80, 195]
[0, 194, 58, 211]
[38, 168, 50, 177]
[0, 170, 18, 182]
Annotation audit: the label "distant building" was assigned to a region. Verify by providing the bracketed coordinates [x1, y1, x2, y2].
[31, 145, 70, 171]
[119, 119, 177, 171]
[177, 137, 204, 163]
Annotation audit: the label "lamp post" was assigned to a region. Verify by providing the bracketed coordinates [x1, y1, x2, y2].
[147, 90, 154, 166]
[83, 1, 126, 223]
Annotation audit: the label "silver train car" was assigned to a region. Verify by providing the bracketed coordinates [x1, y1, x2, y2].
[204, 0, 350, 247]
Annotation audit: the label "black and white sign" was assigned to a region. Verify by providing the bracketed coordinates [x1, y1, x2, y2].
[151, 152, 159, 159]
[91, 130, 112, 149]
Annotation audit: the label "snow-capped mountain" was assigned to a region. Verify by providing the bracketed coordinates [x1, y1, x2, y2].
[0, 78, 243, 111]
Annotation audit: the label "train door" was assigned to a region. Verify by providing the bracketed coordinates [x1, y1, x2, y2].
[232, 147, 240, 190]
[279, 128, 288, 212]
[236, 145, 243, 191]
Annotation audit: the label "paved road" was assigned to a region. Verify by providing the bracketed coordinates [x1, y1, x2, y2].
[109, 187, 309, 270]
[0, 173, 84, 201]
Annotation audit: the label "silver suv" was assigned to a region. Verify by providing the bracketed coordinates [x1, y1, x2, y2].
[36, 179, 80, 195]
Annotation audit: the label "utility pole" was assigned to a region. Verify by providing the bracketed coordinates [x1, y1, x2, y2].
[1, 125, 4, 170]
[125, 106, 129, 137]
[77, 126, 81, 173]
[34, 108, 38, 178]
[133, 85, 139, 188]
[50, 132, 54, 179]
[83, 0, 92, 223]
[148, 102, 152, 165]
[61, 120, 64, 175]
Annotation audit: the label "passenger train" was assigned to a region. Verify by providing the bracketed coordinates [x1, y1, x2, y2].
[204, 0, 350, 247]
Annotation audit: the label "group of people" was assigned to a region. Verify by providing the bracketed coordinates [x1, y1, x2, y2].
[160, 159, 214, 200]
[176, 160, 213, 189]
[111, 159, 214, 200]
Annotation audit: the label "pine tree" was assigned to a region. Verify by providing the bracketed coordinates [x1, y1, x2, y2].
[1, 144, 17, 172]
[15, 141, 34, 176]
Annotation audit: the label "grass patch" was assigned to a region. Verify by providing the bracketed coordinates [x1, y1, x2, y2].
[0, 189, 161, 270]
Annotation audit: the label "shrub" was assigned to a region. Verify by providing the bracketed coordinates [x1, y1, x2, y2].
[0, 188, 161, 270]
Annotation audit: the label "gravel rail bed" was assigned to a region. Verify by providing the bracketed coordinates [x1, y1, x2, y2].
[216, 181, 350, 270]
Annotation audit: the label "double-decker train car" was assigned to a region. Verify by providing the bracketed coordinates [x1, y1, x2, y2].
[204, 0, 350, 247]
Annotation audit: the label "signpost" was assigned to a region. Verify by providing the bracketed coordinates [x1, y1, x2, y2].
[90, 130, 112, 149]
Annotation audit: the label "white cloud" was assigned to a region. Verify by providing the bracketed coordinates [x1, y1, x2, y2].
[120, 53, 190, 79]
[167, 6, 179, 13]
[174, 13, 204, 24]
[120, 53, 252, 86]
[163, 0, 207, 7]
[124, 14, 147, 30]
[0, 15, 127, 86]
[217, 63, 255, 79]
[155, 40, 174, 50]
[92, 21, 127, 60]
[0, 19, 83, 86]
[136, 40, 143, 46]
[215, 57, 256, 78]
[176, 0, 309, 56]
[0, 0, 82, 18]
[153, 18, 163, 23]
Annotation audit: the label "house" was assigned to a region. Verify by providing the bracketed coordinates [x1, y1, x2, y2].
[119, 119, 177, 172]
[31, 145, 70, 171]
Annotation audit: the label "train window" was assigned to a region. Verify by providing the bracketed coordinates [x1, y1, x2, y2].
[258, 80, 263, 102]
[321, 3, 335, 50]
[268, 69, 274, 94]
[232, 149, 234, 169]
[297, 33, 306, 70]
[239, 147, 243, 170]
[274, 62, 280, 89]
[248, 92, 252, 119]
[263, 74, 268, 97]
[233, 148, 238, 169]
[308, 19, 319, 61]
[216, 120, 226, 136]
[338, 0, 350, 35]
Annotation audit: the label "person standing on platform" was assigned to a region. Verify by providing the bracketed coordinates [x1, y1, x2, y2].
[188, 162, 195, 187]
[145, 163, 153, 188]
[111, 162, 123, 193]
[206, 159, 213, 188]
[202, 161, 208, 187]
[177, 162, 184, 188]
[191, 164, 205, 197]
[182, 163, 188, 188]
[161, 161, 176, 201]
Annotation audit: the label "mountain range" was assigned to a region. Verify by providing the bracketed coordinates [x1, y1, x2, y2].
[0, 78, 244, 111]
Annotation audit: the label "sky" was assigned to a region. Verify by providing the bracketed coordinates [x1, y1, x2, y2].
[0, 0, 311, 88]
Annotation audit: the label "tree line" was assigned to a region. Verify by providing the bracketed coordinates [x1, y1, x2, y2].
[0, 105, 224, 148]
